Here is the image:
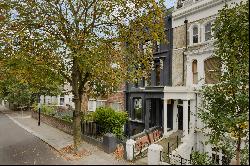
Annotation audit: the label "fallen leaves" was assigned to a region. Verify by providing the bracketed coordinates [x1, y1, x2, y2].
[58, 144, 91, 161]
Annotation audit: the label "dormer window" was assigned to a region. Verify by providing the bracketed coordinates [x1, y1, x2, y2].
[193, 26, 199, 44]
[205, 22, 212, 41]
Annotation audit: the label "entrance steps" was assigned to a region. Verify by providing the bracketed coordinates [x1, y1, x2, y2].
[157, 130, 183, 153]
[134, 130, 183, 165]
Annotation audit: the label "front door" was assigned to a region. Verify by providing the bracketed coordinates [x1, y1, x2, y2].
[178, 106, 183, 130]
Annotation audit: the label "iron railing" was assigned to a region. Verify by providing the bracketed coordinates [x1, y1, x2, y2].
[81, 121, 102, 139]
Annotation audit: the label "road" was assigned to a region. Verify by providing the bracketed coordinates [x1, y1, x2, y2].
[0, 111, 68, 165]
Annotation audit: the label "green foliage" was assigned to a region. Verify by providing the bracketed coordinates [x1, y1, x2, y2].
[82, 112, 96, 122]
[191, 151, 213, 165]
[1, 0, 167, 149]
[32, 102, 39, 112]
[94, 107, 128, 138]
[0, 77, 33, 106]
[240, 143, 249, 165]
[60, 115, 73, 123]
[40, 104, 56, 116]
[199, 1, 249, 163]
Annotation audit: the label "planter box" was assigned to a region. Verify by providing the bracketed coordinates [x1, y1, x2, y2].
[31, 111, 73, 135]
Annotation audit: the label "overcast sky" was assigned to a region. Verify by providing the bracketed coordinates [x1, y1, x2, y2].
[165, 0, 176, 9]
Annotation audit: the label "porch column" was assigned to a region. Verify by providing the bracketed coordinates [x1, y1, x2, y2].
[145, 99, 150, 130]
[163, 99, 168, 136]
[173, 100, 178, 131]
[190, 99, 196, 134]
[183, 100, 189, 137]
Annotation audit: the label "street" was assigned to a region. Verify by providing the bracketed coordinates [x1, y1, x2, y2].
[0, 111, 68, 165]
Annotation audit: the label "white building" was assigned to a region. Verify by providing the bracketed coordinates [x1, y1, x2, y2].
[39, 83, 75, 109]
[161, 0, 246, 164]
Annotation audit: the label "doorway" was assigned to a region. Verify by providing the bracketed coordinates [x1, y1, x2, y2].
[177, 105, 183, 130]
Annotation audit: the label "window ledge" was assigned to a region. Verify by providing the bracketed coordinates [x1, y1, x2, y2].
[129, 119, 144, 124]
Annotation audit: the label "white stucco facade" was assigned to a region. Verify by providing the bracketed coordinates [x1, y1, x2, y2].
[39, 82, 75, 109]
[163, 0, 246, 164]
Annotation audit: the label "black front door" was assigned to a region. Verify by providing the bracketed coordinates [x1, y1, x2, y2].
[177, 105, 183, 130]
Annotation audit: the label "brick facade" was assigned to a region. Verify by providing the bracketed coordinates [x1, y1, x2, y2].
[106, 84, 125, 111]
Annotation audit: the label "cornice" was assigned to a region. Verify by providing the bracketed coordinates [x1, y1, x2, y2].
[173, 0, 226, 20]
[185, 41, 214, 56]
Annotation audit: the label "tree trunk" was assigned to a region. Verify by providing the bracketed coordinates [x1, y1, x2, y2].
[72, 93, 82, 152]
[72, 58, 82, 152]
[236, 137, 241, 165]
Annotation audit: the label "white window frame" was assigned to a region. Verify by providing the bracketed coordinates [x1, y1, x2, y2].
[88, 99, 96, 112]
[201, 19, 215, 43]
[189, 23, 201, 46]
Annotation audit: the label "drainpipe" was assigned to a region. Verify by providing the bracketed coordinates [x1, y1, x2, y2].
[183, 19, 188, 86]
[194, 93, 198, 151]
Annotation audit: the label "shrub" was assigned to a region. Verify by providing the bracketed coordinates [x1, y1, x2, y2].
[41, 104, 55, 116]
[191, 151, 213, 165]
[81, 112, 96, 122]
[32, 102, 39, 112]
[60, 115, 73, 123]
[94, 107, 128, 138]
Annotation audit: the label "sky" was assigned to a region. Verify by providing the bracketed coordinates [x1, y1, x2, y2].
[165, 0, 176, 9]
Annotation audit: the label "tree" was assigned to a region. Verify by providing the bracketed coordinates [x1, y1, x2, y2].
[1, 0, 167, 151]
[0, 2, 63, 106]
[198, 1, 249, 165]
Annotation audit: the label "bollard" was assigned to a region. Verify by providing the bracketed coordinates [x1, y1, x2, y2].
[148, 144, 163, 165]
[126, 139, 136, 161]
[38, 107, 41, 126]
[103, 133, 117, 154]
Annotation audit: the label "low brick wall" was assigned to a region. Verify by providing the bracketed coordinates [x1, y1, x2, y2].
[31, 111, 73, 135]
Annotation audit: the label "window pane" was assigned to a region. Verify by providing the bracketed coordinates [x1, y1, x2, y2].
[111, 102, 122, 111]
[96, 100, 106, 108]
[193, 35, 198, 43]
[205, 23, 211, 32]
[156, 64, 161, 85]
[205, 23, 212, 41]
[133, 98, 142, 121]
[88, 100, 96, 112]
[193, 26, 198, 35]
[205, 32, 212, 41]
[60, 98, 64, 105]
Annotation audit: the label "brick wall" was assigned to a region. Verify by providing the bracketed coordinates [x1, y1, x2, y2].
[106, 87, 125, 111]
[31, 111, 73, 135]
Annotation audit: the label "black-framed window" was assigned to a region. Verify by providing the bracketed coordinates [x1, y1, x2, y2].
[133, 98, 143, 121]
[156, 63, 161, 86]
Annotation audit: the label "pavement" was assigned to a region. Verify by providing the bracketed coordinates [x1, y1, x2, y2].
[0, 105, 135, 165]
[0, 109, 69, 165]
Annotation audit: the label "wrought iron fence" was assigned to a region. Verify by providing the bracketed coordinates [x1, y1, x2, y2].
[81, 121, 102, 140]
[161, 147, 229, 165]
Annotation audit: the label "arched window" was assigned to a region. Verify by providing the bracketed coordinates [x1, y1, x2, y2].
[204, 57, 221, 84]
[205, 22, 212, 41]
[193, 26, 199, 44]
[192, 60, 198, 84]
